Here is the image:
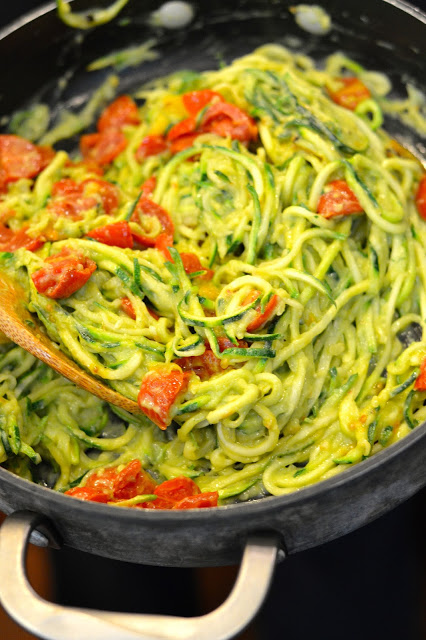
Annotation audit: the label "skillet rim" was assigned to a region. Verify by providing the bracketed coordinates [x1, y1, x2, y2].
[0, 419, 425, 521]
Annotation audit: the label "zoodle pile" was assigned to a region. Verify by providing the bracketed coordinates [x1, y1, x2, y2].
[0, 45, 426, 508]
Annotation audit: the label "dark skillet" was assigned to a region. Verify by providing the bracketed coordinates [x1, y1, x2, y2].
[0, 2, 425, 638]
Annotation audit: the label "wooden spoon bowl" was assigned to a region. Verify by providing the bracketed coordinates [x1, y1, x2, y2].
[0, 271, 141, 415]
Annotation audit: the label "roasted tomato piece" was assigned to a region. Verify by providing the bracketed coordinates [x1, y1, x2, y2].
[414, 358, 426, 391]
[142, 495, 176, 509]
[329, 77, 371, 110]
[136, 135, 168, 161]
[51, 179, 81, 197]
[154, 476, 200, 501]
[137, 364, 190, 429]
[180, 252, 214, 280]
[175, 350, 224, 381]
[202, 102, 258, 143]
[141, 176, 157, 197]
[121, 297, 137, 320]
[66, 460, 156, 503]
[48, 196, 98, 219]
[317, 180, 363, 219]
[51, 178, 119, 216]
[154, 233, 173, 260]
[37, 145, 56, 170]
[170, 133, 200, 155]
[243, 293, 280, 332]
[48, 180, 97, 219]
[87, 221, 133, 248]
[113, 460, 156, 500]
[0, 135, 42, 183]
[97, 95, 140, 132]
[131, 197, 174, 247]
[167, 117, 197, 142]
[176, 337, 248, 381]
[82, 178, 119, 215]
[84, 466, 117, 495]
[0, 224, 44, 252]
[31, 248, 97, 299]
[415, 175, 426, 220]
[80, 129, 127, 166]
[174, 492, 218, 509]
[65, 487, 109, 503]
[182, 90, 224, 116]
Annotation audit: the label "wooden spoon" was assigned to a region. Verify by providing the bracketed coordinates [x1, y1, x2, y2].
[0, 271, 141, 414]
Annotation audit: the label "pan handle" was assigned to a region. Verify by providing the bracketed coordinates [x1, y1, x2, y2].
[0, 510, 280, 640]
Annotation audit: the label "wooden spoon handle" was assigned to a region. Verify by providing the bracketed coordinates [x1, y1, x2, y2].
[0, 271, 141, 415]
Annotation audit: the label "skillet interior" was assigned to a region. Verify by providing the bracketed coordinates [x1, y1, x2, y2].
[0, 0, 425, 567]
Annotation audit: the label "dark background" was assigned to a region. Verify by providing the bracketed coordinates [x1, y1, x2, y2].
[0, 2, 425, 639]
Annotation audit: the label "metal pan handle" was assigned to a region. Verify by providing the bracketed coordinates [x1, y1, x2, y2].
[0, 510, 280, 640]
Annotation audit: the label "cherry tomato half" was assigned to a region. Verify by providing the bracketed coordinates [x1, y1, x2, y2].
[182, 90, 224, 116]
[87, 221, 133, 248]
[317, 180, 363, 219]
[180, 252, 214, 280]
[0, 135, 42, 183]
[80, 129, 127, 166]
[136, 135, 168, 161]
[329, 77, 371, 111]
[31, 248, 97, 299]
[202, 102, 258, 143]
[415, 175, 426, 220]
[0, 223, 44, 252]
[137, 364, 190, 429]
[97, 95, 140, 132]
[415, 358, 426, 391]
[131, 197, 174, 248]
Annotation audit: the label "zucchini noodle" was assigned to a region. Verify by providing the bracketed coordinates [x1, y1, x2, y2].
[1, 44, 426, 505]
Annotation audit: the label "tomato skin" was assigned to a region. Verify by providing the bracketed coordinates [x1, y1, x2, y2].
[137, 364, 190, 429]
[414, 358, 426, 391]
[154, 233, 173, 260]
[170, 133, 200, 155]
[329, 77, 370, 110]
[246, 294, 280, 332]
[37, 145, 56, 170]
[97, 95, 140, 132]
[154, 476, 200, 501]
[0, 223, 44, 252]
[174, 492, 218, 509]
[80, 130, 127, 166]
[167, 117, 197, 142]
[87, 221, 133, 248]
[81, 178, 119, 215]
[180, 252, 214, 280]
[182, 90, 224, 116]
[141, 176, 156, 197]
[317, 180, 363, 219]
[66, 460, 156, 503]
[48, 196, 97, 219]
[131, 196, 174, 248]
[51, 179, 81, 197]
[65, 487, 110, 503]
[0, 135, 42, 183]
[31, 248, 97, 299]
[175, 350, 223, 381]
[415, 175, 426, 220]
[202, 102, 258, 143]
[113, 460, 156, 500]
[121, 297, 136, 320]
[175, 337, 248, 381]
[136, 135, 168, 161]
[51, 178, 119, 217]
